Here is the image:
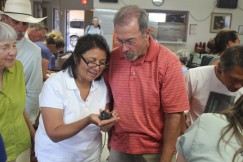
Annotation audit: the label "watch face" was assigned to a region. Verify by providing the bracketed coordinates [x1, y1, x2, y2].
[152, 0, 164, 6]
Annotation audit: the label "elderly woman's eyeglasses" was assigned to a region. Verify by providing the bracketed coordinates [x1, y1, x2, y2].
[81, 55, 108, 69]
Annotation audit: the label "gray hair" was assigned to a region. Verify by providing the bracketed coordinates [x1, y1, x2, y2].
[175, 49, 190, 65]
[28, 22, 46, 29]
[0, 22, 17, 40]
[113, 5, 148, 35]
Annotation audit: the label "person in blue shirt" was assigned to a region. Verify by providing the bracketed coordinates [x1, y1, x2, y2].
[0, 134, 7, 162]
[175, 48, 190, 74]
[35, 30, 65, 80]
[84, 17, 104, 36]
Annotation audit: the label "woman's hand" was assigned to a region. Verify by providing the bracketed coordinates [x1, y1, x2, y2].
[41, 106, 117, 142]
[99, 110, 120, 132]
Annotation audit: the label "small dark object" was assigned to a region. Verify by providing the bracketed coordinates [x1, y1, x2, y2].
[99, 110, 112, 120]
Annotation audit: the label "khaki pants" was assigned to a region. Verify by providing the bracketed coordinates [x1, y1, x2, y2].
[108, 148, 176, 162]
[108, 148, 160, 162]
[8, 148, 30, 162]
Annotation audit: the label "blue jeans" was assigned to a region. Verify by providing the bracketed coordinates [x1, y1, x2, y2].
[0, 134, 7, 162]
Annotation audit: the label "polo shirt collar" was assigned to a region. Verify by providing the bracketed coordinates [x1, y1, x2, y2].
[63, 68, 99, 92]
[117, 35, 160, 63]
[145, 36, 160, 61]
[4, 62, 16, 74]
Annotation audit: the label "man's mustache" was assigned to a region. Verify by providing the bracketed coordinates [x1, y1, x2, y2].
[16, 31, 25, 37]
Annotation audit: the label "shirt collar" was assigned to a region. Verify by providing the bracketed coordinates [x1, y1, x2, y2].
[4, 61, 16, 74]
[63, 68, 99, 92]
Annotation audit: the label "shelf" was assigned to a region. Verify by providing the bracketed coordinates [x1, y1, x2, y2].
[158, 41, 186, 44]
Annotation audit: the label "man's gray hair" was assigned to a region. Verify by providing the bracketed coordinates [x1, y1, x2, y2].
[28, 22, 46, 29]
[113, 5, 148, 35]
[0, 22, 17, 40]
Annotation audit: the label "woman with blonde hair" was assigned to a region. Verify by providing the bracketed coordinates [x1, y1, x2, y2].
[35, 30, 65, 80]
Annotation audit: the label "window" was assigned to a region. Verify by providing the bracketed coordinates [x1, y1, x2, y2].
[146, 9, 189, 43]
[70, 20, 84, 29]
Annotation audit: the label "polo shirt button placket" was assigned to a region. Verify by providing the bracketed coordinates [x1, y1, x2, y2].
[84, 103, 90, 115]
[130, 66, 136, 78]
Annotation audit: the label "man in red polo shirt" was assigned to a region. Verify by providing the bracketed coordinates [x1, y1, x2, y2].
[106, 5, 190, 162]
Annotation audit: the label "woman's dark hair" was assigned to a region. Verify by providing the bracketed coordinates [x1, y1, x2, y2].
[208, 29, 238, 54]
[91, 17, 101, 29]
[218, 94, 243, 161]
[62, 34, 110, 81]
[220, 45, 243, 72]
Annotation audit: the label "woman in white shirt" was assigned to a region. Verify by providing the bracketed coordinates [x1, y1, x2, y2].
[35, 34, 119, 162]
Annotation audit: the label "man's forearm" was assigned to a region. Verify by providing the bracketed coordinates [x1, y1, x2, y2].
[160, 112, 182, 162]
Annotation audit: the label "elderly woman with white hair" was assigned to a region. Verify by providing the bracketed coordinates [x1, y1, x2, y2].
[175, 49, 190, 74]
[0, 22, 35, 162]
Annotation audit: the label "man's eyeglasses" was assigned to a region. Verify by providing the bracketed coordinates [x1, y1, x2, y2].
[115, 39, 136, 46]
[81, 55, 108, 69]
[115, 34, 146, 46]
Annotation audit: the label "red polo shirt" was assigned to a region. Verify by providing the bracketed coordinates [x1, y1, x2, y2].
[107, 36, 189, 154]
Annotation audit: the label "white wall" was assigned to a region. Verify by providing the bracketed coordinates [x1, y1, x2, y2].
[94, 0, 243, 52]
[32, 0, 243, 52]
[93, 9, 117, 50]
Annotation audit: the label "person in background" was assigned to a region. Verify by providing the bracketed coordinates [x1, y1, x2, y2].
[0, 22, 35, 162]
[0, 0, 46, 125]
[0, 134, 7, 162]
[174, 49, 191, 134]
[106, 5, 189, 162]
[186, 45, 243, 127]
[84, 17, 104, 35]
[177, 93, 243, 162]
[26, 22, 47, 43]
[26, 22, 48, 81]
[35, 34, 119, 162]
[35, 30, 65, 80]
[208, 28, 240, 65]
[175, 49, 190, 74]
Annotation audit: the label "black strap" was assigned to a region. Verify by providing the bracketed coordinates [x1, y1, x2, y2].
[4, 11, 32, 16]
[87, 25, 91, 33]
